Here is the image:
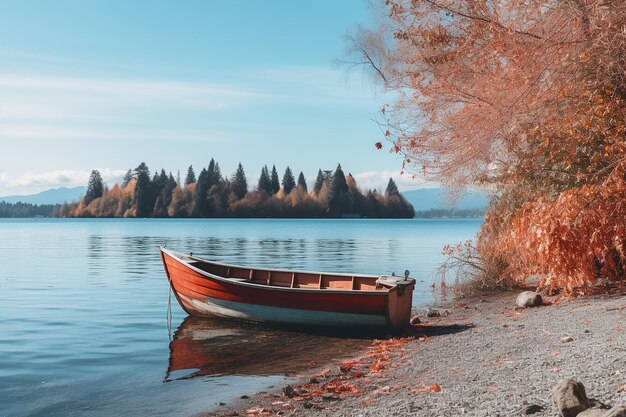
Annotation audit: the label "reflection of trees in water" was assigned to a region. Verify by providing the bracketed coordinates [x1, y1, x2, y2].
[82, 233, 422, 302]
[100, 234, 411, 280]
[86, 235, 105, 278]
[87, 235, 104, 258]
[313, 239, 356, 270]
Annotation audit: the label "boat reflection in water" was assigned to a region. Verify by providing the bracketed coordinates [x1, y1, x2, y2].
[165, 316, 372, 382]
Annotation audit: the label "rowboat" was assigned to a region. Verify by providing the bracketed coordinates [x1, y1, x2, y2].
[160, 247, 416, 330]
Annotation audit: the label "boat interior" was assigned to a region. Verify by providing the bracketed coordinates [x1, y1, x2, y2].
[185, 257, 383, 291]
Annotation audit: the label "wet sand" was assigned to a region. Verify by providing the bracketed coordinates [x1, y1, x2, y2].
[203, 291, 626, 416]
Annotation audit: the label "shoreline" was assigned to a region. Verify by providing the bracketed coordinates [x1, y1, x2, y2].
[203, 291, 626, 417]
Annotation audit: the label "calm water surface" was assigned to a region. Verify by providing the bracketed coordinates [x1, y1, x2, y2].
[0, 218, 480, 416]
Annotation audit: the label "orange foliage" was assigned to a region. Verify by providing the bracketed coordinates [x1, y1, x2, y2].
[71, 181, 135, 218]
[411, 384, 442, 393]
[354, 0, 626, 293]
[502, 172, 626, 293]
[354, 0, 626, 188]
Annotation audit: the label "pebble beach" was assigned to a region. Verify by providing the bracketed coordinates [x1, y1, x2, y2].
[205, 291, 626, 417]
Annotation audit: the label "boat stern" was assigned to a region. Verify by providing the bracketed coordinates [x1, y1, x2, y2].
[378, 276, 416, 330]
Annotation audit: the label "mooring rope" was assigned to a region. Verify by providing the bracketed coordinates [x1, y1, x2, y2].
[166, 281, 173, 342]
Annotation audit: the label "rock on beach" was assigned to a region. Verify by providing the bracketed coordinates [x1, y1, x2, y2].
[553, 378, 591, 417]
[516, 291, 543, 308]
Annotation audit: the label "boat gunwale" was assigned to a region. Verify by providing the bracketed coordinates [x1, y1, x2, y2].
[160, 247, 409, 296]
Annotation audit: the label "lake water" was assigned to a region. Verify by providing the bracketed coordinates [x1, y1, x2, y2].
[0, 218, 481, 417]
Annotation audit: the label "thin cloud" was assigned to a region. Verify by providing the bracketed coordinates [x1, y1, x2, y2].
[0, 73, 266, 137]
[352, 170, 435, 192]
[0, 124, 223, 141]
[246, 65, 390, 108]
[0, 73, 262, 102]
[0, 169, 126, 196]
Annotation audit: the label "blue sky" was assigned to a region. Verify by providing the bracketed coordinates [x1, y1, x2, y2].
[0, 0, 427, 195]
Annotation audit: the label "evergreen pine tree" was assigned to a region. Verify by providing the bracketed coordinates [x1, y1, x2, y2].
[153, 171, 176, 217]
[282, 167, 296, 195]
[270, 165, 280, 194]
[257, 165, 272, 194]
[162, 173, 177, 209]
[313, 169, 325, 194]
[84, 170, 104, 205]
[327, 164, 349, 216]
[134, 162, 152, 217]
[385, 178, 400, 197]
[383, 178, 414, 218]
[184, 165, 196, 185]
[211, 161, 223, 185]
[122, 169, 133, 187]
[158, 169, 168, 187]
[207, 159, 216, 187]
[331, 164, 348, 194]
[194, 168, 209, 216]
[233, 163, 248, 199]
[298, 171, 309, 193]
[297, 171, 308, 192]
[150, 169, 168, 210]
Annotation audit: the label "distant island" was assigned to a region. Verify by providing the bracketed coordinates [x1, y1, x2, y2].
[1, 161, 418, 219]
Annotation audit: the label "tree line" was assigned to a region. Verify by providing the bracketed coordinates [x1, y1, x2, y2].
[57, 161, 415, 218]
[0, 202, 56, 218]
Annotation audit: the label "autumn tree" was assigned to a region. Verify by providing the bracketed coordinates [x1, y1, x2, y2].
[282, 166, 296, 195]
[84, 170, 104, 206]
[350, 0, 626, 292]
[168, 183, 193, 217]
[297, 171, 308, 193]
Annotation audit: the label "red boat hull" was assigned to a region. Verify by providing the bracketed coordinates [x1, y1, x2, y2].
[160, 248, 414, 329]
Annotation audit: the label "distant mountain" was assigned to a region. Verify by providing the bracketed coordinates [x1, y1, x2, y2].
[0, 186, 86, 205]
[401, 188, 489, 212]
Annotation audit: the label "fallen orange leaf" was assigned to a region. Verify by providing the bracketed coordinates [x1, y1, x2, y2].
[411, 384, 442, 393]
[246, 407, 270, 415]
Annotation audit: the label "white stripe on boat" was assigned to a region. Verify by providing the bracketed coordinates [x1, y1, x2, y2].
[178, 294, 389, 328]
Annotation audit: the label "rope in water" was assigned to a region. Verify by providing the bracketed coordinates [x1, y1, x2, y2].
[166, 281, 172, 342]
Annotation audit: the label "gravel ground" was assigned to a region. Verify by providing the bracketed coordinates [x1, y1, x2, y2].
[205, 291, 626, 417]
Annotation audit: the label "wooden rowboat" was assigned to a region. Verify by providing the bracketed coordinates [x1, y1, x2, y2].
[160, 247, 416, 330]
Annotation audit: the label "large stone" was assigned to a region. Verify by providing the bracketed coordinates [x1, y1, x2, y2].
[516, 291, 543, 308]
[605, 405, 626, 417]
[553, 378, 591, 417]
